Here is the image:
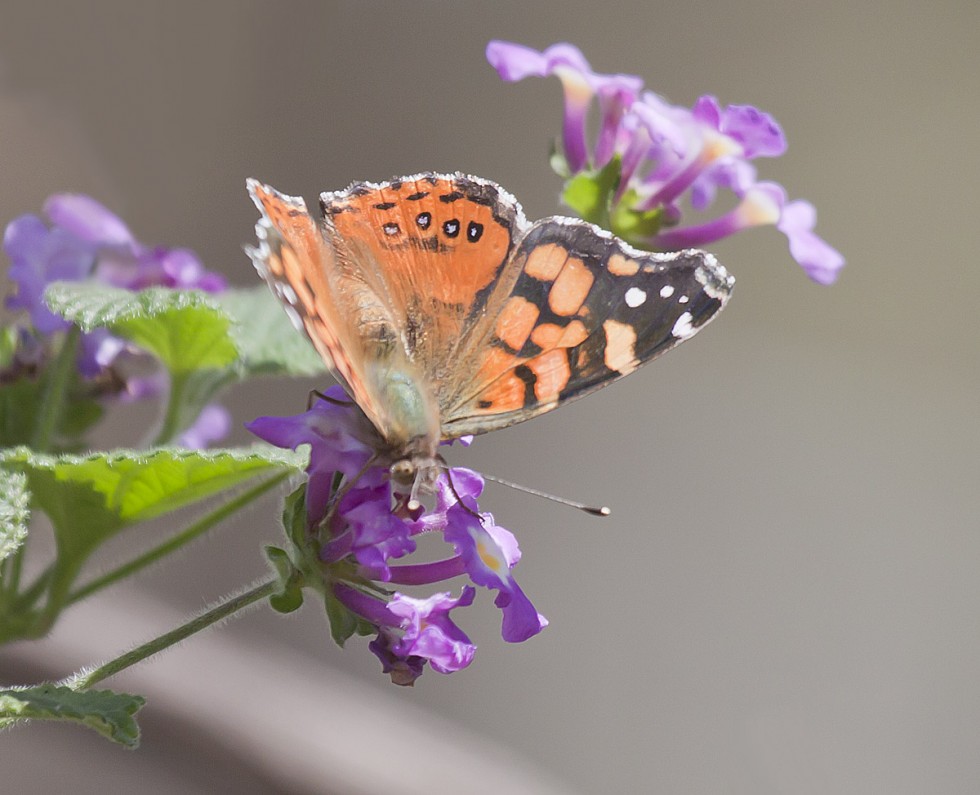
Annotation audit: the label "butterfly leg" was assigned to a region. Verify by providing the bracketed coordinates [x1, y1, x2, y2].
[436, 454, 485, 523]
[307, 389, 356, 411]
[321, 454, 380, 535]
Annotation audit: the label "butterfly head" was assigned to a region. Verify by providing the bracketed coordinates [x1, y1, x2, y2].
[388, 447, 441, 512]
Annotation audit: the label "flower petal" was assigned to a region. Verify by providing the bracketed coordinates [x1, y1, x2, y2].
[43, 194, 135, 247]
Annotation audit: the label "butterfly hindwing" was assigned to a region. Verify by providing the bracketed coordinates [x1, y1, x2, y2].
[440, 216, 733, 437]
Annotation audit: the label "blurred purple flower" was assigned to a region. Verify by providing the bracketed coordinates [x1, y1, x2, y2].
[3, 192, 232, 444]
[4, 194, 227, 337]
[177, 404, 233, 450]
[487, 40, 844, 284]
[248, 393, 546, 683]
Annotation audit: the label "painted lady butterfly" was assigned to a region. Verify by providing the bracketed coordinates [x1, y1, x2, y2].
[247, 173, 733, 489]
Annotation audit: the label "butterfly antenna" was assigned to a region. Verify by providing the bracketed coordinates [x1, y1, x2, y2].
[450, 467, 611, 517]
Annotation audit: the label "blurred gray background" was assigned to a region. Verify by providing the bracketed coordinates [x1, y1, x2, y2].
[2, 1, 979, 793]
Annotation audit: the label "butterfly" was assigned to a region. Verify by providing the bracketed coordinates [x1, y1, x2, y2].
[246, 173, 733, 492]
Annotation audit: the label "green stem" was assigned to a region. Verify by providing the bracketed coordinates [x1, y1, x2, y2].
[31, 325, 81, 452]
[11, 563, 53, 612]
[67, 471, 289, 605]
[152, 373, 186, 446]
[69, 577, 277, 691]
[1, 548, 25, 597]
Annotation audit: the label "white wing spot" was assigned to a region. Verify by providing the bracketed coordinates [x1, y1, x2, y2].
[283, 303, 304, 333]
[659, 285, 674, 298]
[624, 287, 647, 307]
[281, 283, 298, 306]
[678, 295, 689, 304]
[672, 311, 695, 339]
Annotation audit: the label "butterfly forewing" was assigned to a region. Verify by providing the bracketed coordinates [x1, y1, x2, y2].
[247, 179, 402, 438]
[319, 174, 526, 389]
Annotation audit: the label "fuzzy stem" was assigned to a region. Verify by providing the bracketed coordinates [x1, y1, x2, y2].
[67, 472, 289, 604]
[69, 577, 277, 691]
[31, 325, 80, 452]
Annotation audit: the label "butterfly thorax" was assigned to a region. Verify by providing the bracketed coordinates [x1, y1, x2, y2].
[365, 361, 441, 486]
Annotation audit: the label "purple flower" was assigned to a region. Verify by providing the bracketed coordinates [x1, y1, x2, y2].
[335, 583, 477, 682]
[368, 628, 426, 686]
[776, 197, 846, 285]
[386, 588, 477, 674]
[4, 214, 95, 334]
[486, 41, 642, 173]
[3, 193, 232, 443]
[246, 386, 378, 522]
[488, 40, 844, 284]
[249, 397, 547, 682]
[442, 503, 548, 643]
[4, 194, 227, 336]
[324, 480, 417, 580]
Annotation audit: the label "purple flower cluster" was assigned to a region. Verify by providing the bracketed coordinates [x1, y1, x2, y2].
[247, 388, 547, 685]
[3, 194, 229, 447]
[487, 41, 844, 284]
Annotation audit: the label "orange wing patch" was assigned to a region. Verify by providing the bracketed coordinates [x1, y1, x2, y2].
[548, 256, 593, 316]
[496, 296, 540, 351]
[524, 242, 568, 281]
[325, 176, 513, 308]
[527, 349, 571, 404]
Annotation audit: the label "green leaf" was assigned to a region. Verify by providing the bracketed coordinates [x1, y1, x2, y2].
[324, 588, 363, 647]
[265, 545, 304, 613]
[0, 471, 30, 562]
[561, 156, 622, 229]
[44, 283, 239, 373]
[548, 139, 571, 179]
[281, 483, 310, 553]
[609, 191, 665, 245]
[0, 684, 145, 748]
[44, 283, 243, 444]
[0, 445, 305, 615]
[218, 287, 327, 377]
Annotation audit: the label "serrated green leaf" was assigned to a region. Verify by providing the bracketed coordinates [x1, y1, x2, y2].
[0, 684, 145, 748]
[561, 156, 623, 229]
[0, 445, 305, 611]
[0, 471, 30, 562]
[1, 445, 300, 531]
[44, 283, 244, 445]
[44, 283, 239, 373]
[218, 287, 327, 377]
